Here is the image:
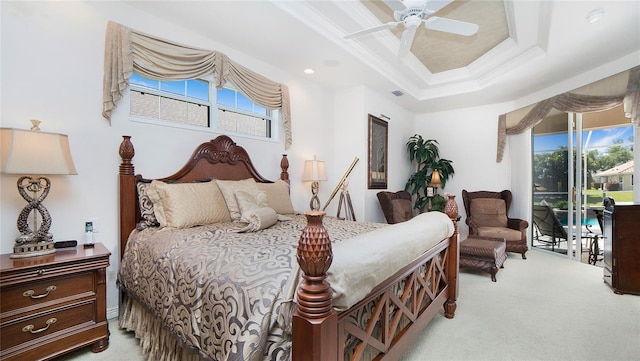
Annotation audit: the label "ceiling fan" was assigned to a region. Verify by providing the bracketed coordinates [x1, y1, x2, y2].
[344, 0, 479, 57]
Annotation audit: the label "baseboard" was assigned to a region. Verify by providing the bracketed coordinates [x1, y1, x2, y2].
[107, 306, 119, 320]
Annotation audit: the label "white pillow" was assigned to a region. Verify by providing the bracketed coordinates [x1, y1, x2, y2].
[235, 207, 278, 233]
[235, 190, 269, 216]
[256, 180, 296, 214]
[146, 180, 230, 228]
[216, 179, 260, 221]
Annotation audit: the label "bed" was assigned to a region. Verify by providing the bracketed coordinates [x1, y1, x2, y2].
[117, 134, 460, 361]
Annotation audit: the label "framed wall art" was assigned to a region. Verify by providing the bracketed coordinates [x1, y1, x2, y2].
[367, 114, 388, 189]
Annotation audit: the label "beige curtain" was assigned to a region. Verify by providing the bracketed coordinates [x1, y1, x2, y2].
[103, 21, 292, 149]
[496, 65, 640, 162]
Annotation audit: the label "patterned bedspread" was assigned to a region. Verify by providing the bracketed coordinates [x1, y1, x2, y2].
[118, 215, 386, 361]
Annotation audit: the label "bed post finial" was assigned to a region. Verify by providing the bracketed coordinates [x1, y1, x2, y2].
[119, 135, 136, 259]
[119, 135, 135, 175]
[292, 211, 337, 361]
[444, 194, 459, 319]
[280, 154, 289, 184]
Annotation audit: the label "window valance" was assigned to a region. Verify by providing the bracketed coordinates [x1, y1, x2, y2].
[103, 21, 292, 149]
[496, 65, 640, 162]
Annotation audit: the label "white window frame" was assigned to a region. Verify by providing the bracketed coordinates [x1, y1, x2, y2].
[129, 73, 278, 143]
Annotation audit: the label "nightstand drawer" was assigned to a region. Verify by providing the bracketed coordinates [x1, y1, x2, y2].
[1, 271, 94, 315]
[0, 300, 96, 351]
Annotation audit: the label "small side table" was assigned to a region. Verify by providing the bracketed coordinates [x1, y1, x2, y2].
[460, 236, 507, 282]
[0, 243, 111, 360]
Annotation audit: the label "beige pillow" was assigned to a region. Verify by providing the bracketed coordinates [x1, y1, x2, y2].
[235, 190, 269, 216]
[256, 180, 295, 214]
[235, 207, 278, 233]
[470, 198, 508, 228]
[216, 179, 260, 221]
[146, 180, 231, 228]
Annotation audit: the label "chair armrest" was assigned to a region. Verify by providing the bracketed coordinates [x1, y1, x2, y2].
[466, 217, 480, 235]
[508, 218, 528, 231]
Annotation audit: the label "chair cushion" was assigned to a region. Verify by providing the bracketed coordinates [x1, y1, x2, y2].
[391, 198, 413, 223]
[470, 198, 508, 227]
[477, 226, 522, 241]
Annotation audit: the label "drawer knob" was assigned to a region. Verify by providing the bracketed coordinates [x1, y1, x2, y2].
[22, 318, 57, 334]
[23, 285, 57, 299]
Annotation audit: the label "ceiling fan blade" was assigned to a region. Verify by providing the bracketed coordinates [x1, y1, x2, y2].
[382, 0, 407, 12]
[344, 22, 400, 39]
[423, 0, 454, 14]
[424, 16, 479, 36]
[398, 28, 417, 57]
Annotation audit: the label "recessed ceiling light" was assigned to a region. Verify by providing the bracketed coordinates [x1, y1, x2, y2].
[586, 8, 605, 23]
[303, 68, 315, 75]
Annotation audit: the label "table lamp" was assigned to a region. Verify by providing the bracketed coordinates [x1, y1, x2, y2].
[426, 169, 442, 211]
[429, 169, 442, 190]
[302, 155, 327, 211]
[1, 120, 77, 258]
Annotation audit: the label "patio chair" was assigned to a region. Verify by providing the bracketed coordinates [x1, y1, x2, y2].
[585, 209, 605, 265]
[532, 204, 568, 251]
[584, 197, 614, 265]
[532, 204, 600, 258]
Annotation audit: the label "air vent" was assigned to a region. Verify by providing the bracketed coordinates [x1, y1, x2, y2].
[391, 90, 404, 97]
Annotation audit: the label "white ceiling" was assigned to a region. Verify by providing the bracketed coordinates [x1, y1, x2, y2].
[125, 0, 640, 113]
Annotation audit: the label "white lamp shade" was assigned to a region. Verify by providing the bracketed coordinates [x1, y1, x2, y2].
[302, 156, 327, 181]
[1, 128, 77, 175]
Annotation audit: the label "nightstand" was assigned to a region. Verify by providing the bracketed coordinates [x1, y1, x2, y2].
[1, 243, 111, 360]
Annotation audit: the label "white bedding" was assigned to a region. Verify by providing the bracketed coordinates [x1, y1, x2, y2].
[328, 211, 455, 310]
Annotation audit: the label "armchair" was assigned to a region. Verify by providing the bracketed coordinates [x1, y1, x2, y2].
[462, 189, 529, 259]
[377, 190, 413, 224]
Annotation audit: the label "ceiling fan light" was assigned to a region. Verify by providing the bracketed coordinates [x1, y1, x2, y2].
[404, 15, 423, 29]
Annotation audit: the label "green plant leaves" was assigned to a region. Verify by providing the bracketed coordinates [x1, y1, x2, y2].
[405, 134, 455, 212]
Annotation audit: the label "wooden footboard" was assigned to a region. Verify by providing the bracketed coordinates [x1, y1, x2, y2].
[293, 209, 459, 361]
[118, 135, 458, 361]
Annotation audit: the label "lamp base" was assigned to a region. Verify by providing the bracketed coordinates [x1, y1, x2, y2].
[11, 240, 56, 258]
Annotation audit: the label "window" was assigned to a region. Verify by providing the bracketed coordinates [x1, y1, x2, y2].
[130, 73, 273, 139]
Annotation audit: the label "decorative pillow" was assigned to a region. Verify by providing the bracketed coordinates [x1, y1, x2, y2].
[136, 180, 159, 229]
[470, 198, 508, 228]
[234, 207, 278, 233]
[145, 180, 231, 228]
[390, 198, 413, 223]
[257, 180, 296, 214]
[235, 190, 269, 215]
[216, 179, 260, 221]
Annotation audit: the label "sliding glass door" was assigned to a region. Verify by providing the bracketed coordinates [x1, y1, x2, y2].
[532, 105, 635, 262]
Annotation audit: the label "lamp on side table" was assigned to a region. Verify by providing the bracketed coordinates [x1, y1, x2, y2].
[1, 120, 77, 258]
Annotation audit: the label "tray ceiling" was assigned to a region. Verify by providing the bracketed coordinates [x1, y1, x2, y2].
[124, 0, 640, 113]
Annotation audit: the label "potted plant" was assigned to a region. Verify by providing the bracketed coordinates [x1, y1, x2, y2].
[405, 134, 455, 212]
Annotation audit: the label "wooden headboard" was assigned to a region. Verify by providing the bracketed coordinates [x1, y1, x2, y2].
[118, 134, 289, 259]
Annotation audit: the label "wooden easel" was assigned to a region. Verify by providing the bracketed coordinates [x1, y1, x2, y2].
[336, 182, 356, 221]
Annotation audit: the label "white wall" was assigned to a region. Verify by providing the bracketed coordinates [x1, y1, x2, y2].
[0, 0, 418, 317]
[415, 104, 514, 238]
[0, 1, 336, 317]
[320, 86, 416, 223]
[362, 88, 416, 222]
